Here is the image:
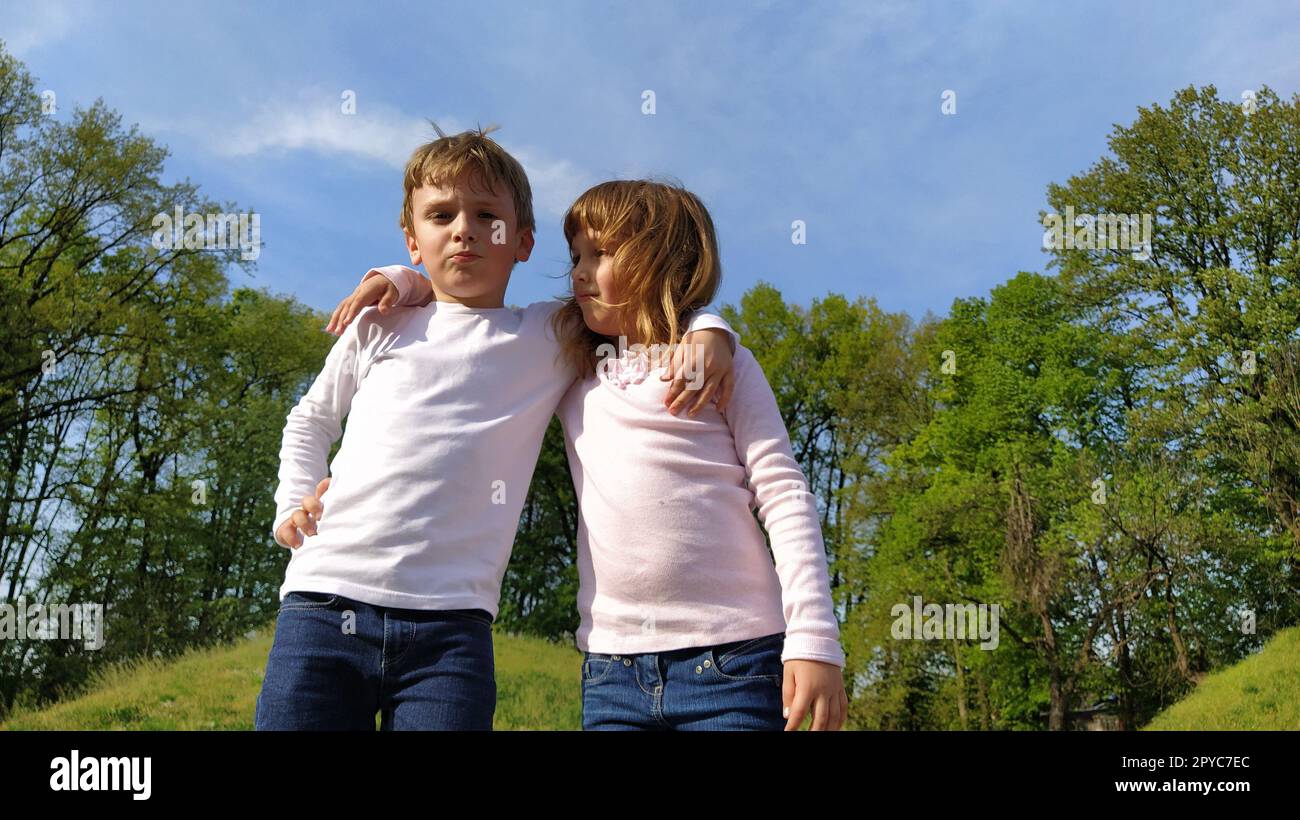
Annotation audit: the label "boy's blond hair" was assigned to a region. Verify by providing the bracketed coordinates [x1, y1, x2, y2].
[399, 125, 535, 236]
[551, 179, 722, 377]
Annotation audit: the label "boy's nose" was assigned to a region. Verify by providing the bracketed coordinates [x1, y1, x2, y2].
[451, 215, 475, 242]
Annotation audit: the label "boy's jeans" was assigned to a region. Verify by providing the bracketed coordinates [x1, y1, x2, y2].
[255, 590, 496, 730]
[581, 632, 786, 730]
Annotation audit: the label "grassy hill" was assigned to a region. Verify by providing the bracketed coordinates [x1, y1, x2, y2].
[5, 623, 1296, 731]
[1143, 626, 1300, 730]
[0, 623, 584, 730]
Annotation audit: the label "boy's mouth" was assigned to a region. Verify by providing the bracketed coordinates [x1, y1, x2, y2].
[450, 252, 481, 263]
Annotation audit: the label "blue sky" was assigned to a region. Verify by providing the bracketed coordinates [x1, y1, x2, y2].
[3, 0, 1298, 323]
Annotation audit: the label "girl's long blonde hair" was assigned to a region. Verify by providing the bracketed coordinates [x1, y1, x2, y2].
[551, 179, 722, 377]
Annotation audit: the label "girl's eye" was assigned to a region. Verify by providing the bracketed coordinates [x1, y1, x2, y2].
[479, 212, 497, 219]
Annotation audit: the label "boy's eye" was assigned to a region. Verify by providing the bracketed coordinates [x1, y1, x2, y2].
[479, 212, 497, 219]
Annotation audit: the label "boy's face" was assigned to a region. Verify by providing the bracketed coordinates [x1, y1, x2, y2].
[570, 229, 623, 337]
[403, 172, 534, 308]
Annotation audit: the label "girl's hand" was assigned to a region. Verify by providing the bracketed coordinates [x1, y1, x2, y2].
[663, 328, 736, 417]
[276, 477, 331, 549]
[782, 659, 848, 731]
[328, 268, 436, 335]
[326, 275, 399, 336]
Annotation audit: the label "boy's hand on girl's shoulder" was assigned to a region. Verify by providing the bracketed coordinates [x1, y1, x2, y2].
[664, 328, 736, 417]
[782, 659, 849, 731]
[276, 477, 331, 549]
[326, 275, 401, 336]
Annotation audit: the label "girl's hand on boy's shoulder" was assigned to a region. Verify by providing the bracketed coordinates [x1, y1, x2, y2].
[664, 328, 736, 417]
[782, 659, 849, 731]
[326, 275, 401, 336]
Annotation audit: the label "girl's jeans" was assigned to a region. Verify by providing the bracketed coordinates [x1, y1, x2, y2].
[255, 590, 496, 730]
[581, 632, 786, 730]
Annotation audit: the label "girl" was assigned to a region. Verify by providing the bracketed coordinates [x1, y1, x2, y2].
[553, 180, 846, 730]
[330, 180, 847, 730]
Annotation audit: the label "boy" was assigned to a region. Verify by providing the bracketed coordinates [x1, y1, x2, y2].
[256, 127, 734, 730]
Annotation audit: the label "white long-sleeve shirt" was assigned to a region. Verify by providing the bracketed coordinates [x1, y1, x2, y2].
[270, 294, 572, 613]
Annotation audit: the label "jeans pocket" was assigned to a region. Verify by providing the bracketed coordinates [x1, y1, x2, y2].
[708, 633, 785, 684]
[581, 653, 616, 684]
[280, 590, 340, 611]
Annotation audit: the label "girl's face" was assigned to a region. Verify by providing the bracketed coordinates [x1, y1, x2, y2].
[570, 228, 624, 337]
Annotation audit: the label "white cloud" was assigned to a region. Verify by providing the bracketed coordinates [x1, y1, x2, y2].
[1, 2, 84, 56]
[216, 92, 437, 168]
[192, 91, 591, 221]
[509, 146, 595, 226]
[1185, 6, 1300, 93]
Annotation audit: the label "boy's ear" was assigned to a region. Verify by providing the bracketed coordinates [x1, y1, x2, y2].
[403, 228, 421, 266]
[515, 227, 535, 263]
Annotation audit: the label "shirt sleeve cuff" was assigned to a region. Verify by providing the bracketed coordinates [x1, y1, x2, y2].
[780, 635, 846, 667]
[364, 265, 425, 306]
[683, 311, 738, 352]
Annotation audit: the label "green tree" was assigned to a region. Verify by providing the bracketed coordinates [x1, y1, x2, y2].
[0, 42, 333, 716]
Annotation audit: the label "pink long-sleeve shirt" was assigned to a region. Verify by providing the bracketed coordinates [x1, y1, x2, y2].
[371, 266, 844, 666]
[558, 345, 845, 666]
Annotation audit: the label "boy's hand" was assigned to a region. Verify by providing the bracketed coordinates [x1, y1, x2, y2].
[275, 477, 331, 548]
[664, 328, 735, 417]
[782, 659, 848, 731]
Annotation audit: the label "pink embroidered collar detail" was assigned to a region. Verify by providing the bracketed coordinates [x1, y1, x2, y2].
[599, 347, 654, 389]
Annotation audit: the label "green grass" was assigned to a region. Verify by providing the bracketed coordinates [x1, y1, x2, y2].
[1144, 626, 1300, 730]
[0, 623, 584, 731]
[9, 622, 1296, 731]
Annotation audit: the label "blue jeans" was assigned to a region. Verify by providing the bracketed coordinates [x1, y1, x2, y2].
[255, 591, 496, 730]
[581, 632, 786, 730]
